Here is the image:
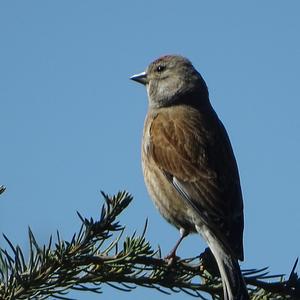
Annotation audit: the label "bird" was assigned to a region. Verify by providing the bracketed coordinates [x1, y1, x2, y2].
[130, 55, 249, 300]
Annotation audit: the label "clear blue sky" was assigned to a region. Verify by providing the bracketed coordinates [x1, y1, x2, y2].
[1, 1, 300, 299]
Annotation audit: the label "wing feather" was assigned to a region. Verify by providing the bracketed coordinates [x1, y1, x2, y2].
[148, 105, 244, 259]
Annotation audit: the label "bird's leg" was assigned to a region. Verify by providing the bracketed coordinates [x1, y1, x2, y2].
[164, 228, 188, 262]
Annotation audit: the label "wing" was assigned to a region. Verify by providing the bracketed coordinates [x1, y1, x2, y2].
[148, 105, 244, 260]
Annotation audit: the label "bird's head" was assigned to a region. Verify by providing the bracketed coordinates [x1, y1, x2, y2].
[131, 55, 209, 108]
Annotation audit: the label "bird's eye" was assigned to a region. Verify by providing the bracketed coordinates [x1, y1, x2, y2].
[156, 65, 166, 73]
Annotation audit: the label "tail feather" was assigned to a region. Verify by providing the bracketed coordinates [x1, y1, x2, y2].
[216, 251, 249, 300]
[196, 225, 249, 300]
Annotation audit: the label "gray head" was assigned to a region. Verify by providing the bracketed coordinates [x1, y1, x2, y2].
[131, 55, 209, 108]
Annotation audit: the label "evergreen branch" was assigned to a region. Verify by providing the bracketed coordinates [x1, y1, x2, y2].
[0, 191, 299, 299]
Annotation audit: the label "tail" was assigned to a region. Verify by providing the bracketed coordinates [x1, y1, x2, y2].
[213, 249, 249, 300]
[197, 226, 249, 300]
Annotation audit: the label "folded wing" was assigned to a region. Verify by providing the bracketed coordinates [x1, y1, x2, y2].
[148, 105, 244, 260]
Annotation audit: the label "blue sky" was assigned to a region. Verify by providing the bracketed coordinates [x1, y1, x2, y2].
[1, 1, 300, 299]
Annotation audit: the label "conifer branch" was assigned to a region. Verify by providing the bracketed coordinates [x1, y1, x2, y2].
[0, 190, 299, 299]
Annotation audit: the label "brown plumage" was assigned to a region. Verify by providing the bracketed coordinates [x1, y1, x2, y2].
[131, 55, 248, 300]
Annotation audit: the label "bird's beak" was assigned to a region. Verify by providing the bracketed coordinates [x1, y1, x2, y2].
[130, 71, 147, 85]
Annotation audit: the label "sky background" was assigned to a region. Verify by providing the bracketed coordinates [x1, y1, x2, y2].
[1, 1, 300, 299]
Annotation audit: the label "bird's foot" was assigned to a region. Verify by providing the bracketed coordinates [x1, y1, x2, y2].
[164, 250, 180, 266]
[163, 228, 188, 265]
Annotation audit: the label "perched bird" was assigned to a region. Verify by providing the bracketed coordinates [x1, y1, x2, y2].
[130, 55, 248, 300]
